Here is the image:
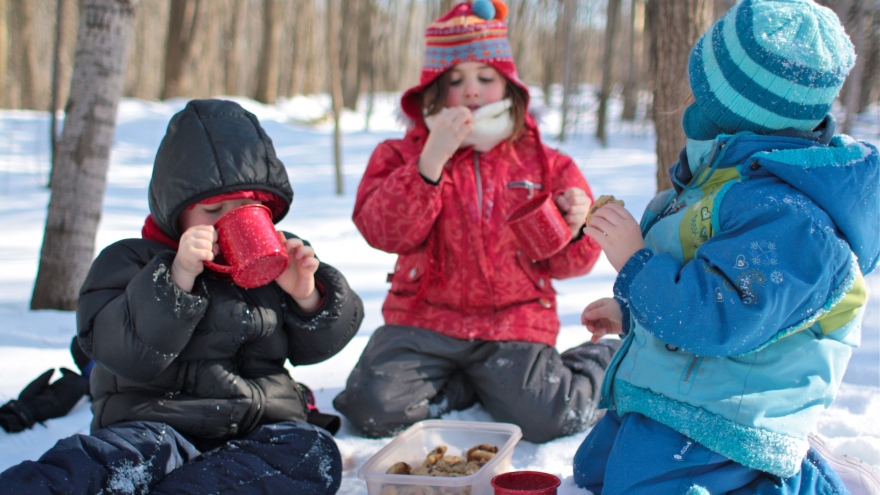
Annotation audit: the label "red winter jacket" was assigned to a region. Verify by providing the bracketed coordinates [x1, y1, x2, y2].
[353, 121, 601, 346]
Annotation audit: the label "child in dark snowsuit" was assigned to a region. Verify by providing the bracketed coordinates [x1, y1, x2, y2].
[0, 99, 364, 494]
[333, 0, 619, 444]
[575, 1, 880, 493]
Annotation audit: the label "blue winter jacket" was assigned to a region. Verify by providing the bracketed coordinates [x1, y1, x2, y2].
[601, 117, 880, 478]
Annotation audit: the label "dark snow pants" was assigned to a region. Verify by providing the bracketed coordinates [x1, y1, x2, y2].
[333, 325, 621, 443]
[0, 420, 341, 495]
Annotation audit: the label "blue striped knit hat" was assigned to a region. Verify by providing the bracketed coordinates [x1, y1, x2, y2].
[683, 0, 855, 140]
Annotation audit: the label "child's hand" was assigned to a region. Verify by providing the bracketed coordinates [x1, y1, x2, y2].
[275, 234, 321, 312]
[419, 107, 474, 182]
[582, 298, 623, 343]
[555, 187, 592, 237]
[583, 203, 645, 271]
[171, 225, 217, 292]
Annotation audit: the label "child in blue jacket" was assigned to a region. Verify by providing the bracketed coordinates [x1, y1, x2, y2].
[575, 1, 879, 494]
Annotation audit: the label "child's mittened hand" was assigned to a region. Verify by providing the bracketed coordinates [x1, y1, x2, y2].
[583, 203, 645, 272]
[419, 107, 474, 182]
[171, 225, 216, 292]
[582, 297, 623, 343]
[555, 187, 592, 237]
[275, 234, 321, 311]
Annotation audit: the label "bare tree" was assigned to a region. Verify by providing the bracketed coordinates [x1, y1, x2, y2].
[327, 0, 344, 195]
[596, 0, 623, 145]
[840, 0, 868, 134]
[50, 0, 72, 174]
[0, 0, 7, 108]
[621, 0, 645, 121]
[161, 0, 199, 99]
[647, 0, 712, 192]
[32, 0, 139, 310]
[255, 0, 282, 103]
[15, 1, 42, 109]
[225, 0, 247, 96]
[557, 0, 576, 142]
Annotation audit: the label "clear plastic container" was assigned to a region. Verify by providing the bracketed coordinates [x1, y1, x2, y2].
[358, 420, 523, 495]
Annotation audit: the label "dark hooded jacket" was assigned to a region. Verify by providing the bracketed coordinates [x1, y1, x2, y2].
[76, 99, 363, 442]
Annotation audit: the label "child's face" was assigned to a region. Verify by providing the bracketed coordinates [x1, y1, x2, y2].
[179, 198, 262, 232]
[444, 62, 506, 111]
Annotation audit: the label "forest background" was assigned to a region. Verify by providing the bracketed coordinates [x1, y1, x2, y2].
[4, 0, 880, 326]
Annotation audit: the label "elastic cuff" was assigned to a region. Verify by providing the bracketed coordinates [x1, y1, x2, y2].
[613, 248, 653, 305]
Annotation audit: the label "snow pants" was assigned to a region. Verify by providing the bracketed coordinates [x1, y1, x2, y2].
[333, 325, 621, 443]
[573, 410, 849, 495]
[0, 420, 341, 495]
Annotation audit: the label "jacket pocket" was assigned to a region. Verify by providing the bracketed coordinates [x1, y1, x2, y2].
[389, 252, 427, 296]
[515, 249, 554, 294]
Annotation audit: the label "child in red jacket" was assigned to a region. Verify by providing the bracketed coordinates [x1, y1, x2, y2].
[334, 0, 620, 443]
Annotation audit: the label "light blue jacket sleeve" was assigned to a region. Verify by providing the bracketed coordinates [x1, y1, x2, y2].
[615, 185, 852, 357]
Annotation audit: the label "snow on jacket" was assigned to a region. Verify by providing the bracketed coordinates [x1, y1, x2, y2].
[353, 120, 602, 346]
[76, 99, 364, 441]
[601, 118, 880, 478]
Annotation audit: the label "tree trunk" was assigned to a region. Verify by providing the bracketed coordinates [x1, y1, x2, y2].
[161, 0, 199, 100]
[840, 0, 866, 135]
[16, 1, 41, 109]
[621, 0, 645, 121]
[857, 7, 879, 113]
[50, 0, 71, 176]
[648, 0, 711, 192]
[225, 0, 246, 96]
[558, 0, 576, 142]
[327, 0, 344, 195]
[341, 0, 362, 110]
[31, 0, 139, 311]
[255, 0, 282, 103]
[596, 0, 622, 145]
[0, 0, 7, 108]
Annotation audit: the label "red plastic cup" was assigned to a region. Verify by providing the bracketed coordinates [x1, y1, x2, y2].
[203, 204, 289, 288]
[507, 192, 573, 261]
[491, 471, 561, 495]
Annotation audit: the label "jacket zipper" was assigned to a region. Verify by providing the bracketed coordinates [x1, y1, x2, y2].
[662, 141, 721, 218]
[683, 356, 700, 382]
[508, 180, 543, 199]
[474, 150, 482, 217]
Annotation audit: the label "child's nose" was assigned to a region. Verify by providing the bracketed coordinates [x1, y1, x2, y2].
[464, 80, 480, 99]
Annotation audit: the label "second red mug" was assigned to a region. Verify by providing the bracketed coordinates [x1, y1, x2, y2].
[507, 192, 572, 261]
[203, 204, 289, 289]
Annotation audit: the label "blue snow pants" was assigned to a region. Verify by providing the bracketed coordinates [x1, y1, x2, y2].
[0, 420, 341, 495]
[574, 410, 849, 495]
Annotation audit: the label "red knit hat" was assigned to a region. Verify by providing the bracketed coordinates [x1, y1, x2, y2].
[400, 0, 528, 123]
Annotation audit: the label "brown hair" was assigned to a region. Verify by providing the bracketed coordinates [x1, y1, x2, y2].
[421, 69, 529, 142]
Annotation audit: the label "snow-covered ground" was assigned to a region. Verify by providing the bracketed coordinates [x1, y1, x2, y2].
[0, 92, 877, 494]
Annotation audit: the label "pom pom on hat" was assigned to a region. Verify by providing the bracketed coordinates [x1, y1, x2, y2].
[685, 0, 855, 139]
[491, 0, 509, 20]
[472, 0, 495, 20]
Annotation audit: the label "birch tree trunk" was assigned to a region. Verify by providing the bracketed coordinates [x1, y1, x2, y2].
[648, 0, 711, 192]
[327, 0, 344, 195]
[255, 0, 282, 103]
[31, 0, 139, 310]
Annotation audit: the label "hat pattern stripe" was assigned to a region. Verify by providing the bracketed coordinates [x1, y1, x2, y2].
[424, 40, 513, 69]
[693, 36, 823, 132]
[722, 11, 844, 104]
[734, 1, 850, 88]
[430, 32, 509, 44]
[710, 20, 833, 121]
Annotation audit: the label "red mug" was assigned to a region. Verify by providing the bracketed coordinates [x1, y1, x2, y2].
[491, 471, 561, 495]
[507, 192, 572, 261]
[203, 204, 290, 288]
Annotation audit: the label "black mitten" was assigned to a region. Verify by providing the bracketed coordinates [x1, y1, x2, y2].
[299, 383, 341, 435]
[0, 368, 90, 433]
